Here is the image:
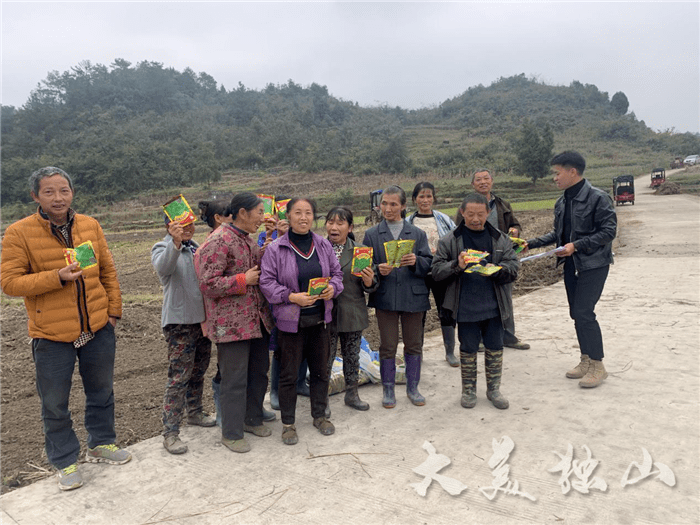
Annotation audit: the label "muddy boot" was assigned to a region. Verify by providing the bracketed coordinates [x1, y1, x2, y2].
[460, 351, 477, 408]
[211, 377, 222, 427]
[344, 382, 370, 411]
[269, 356, 280, 410]
[485, 348, 509, 409]
[579, 359, 608, 388]
[442, 326, 459, 367]
[405, 354, 426, 406]
[566, 354, 591, 379]
[380, 358, 396, 409]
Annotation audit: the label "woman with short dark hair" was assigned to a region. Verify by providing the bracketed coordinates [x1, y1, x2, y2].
[195, 192, 275, 453]
[260, 197, 344, 445]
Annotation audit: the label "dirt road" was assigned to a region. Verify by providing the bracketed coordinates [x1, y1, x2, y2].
[1, 174, 698, 524]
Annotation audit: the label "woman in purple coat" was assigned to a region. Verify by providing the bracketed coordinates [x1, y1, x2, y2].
[260, 198, 344, 445]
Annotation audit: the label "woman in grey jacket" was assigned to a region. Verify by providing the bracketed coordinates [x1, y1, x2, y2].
[151, 216, 215, 455]
[325, 207, 378, 411]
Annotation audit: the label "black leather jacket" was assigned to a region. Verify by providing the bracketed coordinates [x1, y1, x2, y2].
[527, 180, 616, 272]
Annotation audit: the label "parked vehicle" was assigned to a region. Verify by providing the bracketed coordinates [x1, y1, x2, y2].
[684, 155, 699, 166]
[671, 157, 684, 169]
[650, 168, 666, 188]
[613, 175, 635, 206]
[364, 189, 383, 225]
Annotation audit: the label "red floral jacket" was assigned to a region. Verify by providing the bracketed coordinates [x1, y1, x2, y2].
[194, 224, 274, 343]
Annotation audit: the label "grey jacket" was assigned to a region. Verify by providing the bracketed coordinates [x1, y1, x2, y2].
[151, 235, 206, 327]
[362, 219, 432, 312]
[431, 222, 519, 326]
[333, 237, 379, 333]
[527, 179, 616, 272]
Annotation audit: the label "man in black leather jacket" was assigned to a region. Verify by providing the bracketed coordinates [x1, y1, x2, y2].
[526, 151, 616, 388]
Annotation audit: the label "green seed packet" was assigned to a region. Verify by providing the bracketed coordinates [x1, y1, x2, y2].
[63, 241, 98, 269]
[163, 194, 197, 225]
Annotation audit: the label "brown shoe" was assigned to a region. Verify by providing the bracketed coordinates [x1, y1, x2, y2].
[221, 437, 251, 453]
[244, 424, 272, 437]
[187, 412, 216, 427]
[313, 417, 335, 436]
[566, 354, 591, 379]
[163, 434, 188, 455]
[282, 425, 298, 445]
[579, 359, 608, 388]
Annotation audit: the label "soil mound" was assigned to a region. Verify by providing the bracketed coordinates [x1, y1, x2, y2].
[658, 181, 681, 195]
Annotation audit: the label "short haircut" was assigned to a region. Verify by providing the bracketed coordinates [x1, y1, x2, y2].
[227, 192, 262, 220]
[29, 167, 74, 195]
[287, 197, 318, 217]
[198, 199, 230, 229]
[411, 182, 436, 203]
[551, 151, 586, 175]
[456, 193, 489, 225]
[470, 168, 492, 184]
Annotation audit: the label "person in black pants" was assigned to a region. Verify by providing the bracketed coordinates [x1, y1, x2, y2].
[526, 151, 617, 388]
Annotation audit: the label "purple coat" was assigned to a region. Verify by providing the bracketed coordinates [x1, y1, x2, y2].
[259, 231, 343, 333]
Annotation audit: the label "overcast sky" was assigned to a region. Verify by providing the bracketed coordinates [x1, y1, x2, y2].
[2, 1, 699, 133]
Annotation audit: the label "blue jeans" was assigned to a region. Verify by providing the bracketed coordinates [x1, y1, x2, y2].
[32, 323, 117, 469]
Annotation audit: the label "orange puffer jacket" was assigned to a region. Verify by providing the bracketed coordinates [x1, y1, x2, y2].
[1, 210, 122, 342]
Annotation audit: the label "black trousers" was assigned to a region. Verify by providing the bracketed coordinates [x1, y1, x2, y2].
[277, 323, 330, 425]
[216, 326, 270, 441]
[563, 259, 609, 361]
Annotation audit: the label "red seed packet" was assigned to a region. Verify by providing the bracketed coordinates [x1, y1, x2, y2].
[63, 241, 98, 270]
[351, 246, 373, 276]
[462, 249, 489, 265]
[275, 198, 291, 220]
[163, 194, 197, 225]
[257, 194, 275, 219]
[307, 277, 331, 296]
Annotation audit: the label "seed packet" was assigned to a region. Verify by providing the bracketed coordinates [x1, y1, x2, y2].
[308, 277, 331, 296]
[462, 249, 489, 265]
[163, 194, 197, 225]
[63, 241, 98, 270]
[257, 194, 275, 219]
[465, 264, 501, 276]
[383, 239, 416, 267]
[275, 199, 291, 220]
[351, 246, 373, 276]
[510, 236, 527, 254]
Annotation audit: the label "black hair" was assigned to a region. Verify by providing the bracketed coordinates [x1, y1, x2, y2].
[198, 199, 230, 229]
[551, 151, 586, 175]
[411, 182, 436, 203]
[325, 206, 356, 241]
[455, 193, 489, 225]
[227, 192, 262, 220]
[286, 197, 318, 217]
[382, 185, 407, 219]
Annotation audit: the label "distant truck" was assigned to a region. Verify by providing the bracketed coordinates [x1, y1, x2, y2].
[613, 175, 635, 206]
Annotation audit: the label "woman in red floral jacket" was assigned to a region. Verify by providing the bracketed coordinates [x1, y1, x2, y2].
[194, 193, 275, 454]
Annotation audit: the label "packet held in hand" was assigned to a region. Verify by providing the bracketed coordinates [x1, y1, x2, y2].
[465, 264, 501, 276]
[275, 198, 291, 220]
[163, 195, 197, 225]
[383, 239, 416, 267]
[463, 249, 489, 265]
[351, 246, 373, 276]
[63, 241, 98, 270]
[308, 277, 331, 296]
[510, 236, 527, 254]
[257, 194, 275, 219]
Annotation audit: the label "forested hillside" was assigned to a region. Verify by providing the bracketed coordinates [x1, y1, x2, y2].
[2, 61, 698, 210]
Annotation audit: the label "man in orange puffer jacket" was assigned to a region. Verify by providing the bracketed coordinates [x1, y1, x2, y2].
[1, 167, 131, 491]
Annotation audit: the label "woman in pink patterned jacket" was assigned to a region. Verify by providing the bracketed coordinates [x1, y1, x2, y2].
[194, 193, 275, 454]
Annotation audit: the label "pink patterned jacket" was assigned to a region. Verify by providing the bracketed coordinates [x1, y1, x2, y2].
[194, 224, 274, 343]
